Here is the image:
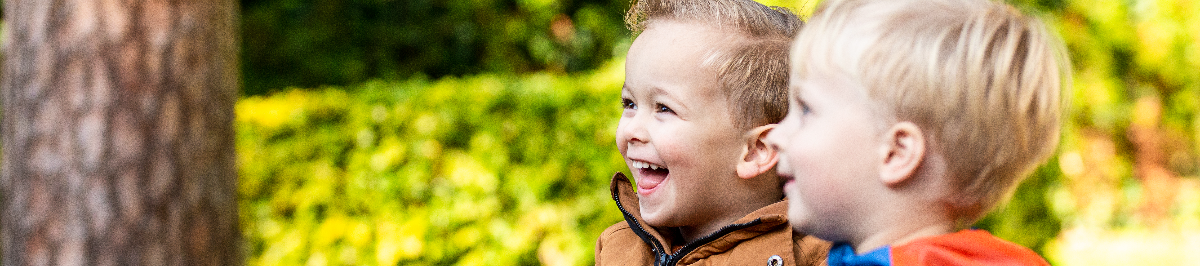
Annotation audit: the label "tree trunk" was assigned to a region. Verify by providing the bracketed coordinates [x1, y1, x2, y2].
[1, 0, 241, 265]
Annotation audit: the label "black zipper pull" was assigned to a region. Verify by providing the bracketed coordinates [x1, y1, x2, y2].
[655, 253, 671, 266]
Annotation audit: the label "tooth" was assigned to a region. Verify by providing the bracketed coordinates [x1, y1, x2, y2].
[650, 165, 657, 170]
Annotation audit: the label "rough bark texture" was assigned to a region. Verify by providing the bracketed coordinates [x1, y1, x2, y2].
[1, 0, 242, 265]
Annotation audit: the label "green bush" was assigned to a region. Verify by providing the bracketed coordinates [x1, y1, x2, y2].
[237, 61, 628, 265]
[239, 0, 631, 95]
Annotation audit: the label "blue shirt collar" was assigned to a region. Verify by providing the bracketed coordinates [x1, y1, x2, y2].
[827, 242, 891, 266]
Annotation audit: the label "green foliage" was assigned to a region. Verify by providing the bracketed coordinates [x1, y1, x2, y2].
[239, 0, 631, 95]
[1051, 0, 1199, 223]
[236, 61, 628, 265]
[974, 161, 1064, 253]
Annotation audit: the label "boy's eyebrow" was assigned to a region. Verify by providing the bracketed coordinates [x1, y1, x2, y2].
[788, 83, 804, 103]
[661, 87, 700, 118]
[648, 86, 686, 104]
[622, 83, 669, 99]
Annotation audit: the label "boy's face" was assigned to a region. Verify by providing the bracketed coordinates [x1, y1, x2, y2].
[617, 21, 746, 228]
[764, 72, 886, 241]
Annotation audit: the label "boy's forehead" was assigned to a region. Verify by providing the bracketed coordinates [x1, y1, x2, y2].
[642, 20, 744, 53]
[644, 19, 727, 36]
[628, 23, 731, 86]
[788, 58, 820, 95]
[788, 69, 824, 97]
[790, 70, 866, 99]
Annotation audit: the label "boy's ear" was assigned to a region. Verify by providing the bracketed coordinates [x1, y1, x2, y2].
[737, 124, 780, 179]
[880, 122, 926, 187]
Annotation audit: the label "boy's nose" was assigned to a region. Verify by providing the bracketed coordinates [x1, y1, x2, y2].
[616, 114, 650, 147]
[763, 126, 783, 150]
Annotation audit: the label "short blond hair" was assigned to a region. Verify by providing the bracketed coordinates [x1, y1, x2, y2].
[791, 0, 1070, 222]
[626, 0, 802, 129]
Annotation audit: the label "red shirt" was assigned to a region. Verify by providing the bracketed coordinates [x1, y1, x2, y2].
[828, 230, 1050, 266]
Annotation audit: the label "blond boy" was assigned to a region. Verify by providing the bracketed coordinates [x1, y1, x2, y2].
[595, 0, 830, 265]
[765, 0, 1068, 264]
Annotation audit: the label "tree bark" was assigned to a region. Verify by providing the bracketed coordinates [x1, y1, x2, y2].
[1, 0, 241, 265]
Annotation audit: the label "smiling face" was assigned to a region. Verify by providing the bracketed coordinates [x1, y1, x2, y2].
[617, 20, 748, 232]
[764, 71, 889, 243]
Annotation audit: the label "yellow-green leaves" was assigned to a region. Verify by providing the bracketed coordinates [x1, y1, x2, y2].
[237, 64, 625, 265]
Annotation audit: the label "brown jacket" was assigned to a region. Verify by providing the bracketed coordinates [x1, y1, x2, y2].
[595, 173, 830, 266]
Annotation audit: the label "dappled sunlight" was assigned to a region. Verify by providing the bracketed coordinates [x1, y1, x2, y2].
[1052, 226, 1200, 265]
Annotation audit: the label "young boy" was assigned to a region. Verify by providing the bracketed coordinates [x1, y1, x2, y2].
[765, 0, 1068, 265]
[595, 0, 830, 265]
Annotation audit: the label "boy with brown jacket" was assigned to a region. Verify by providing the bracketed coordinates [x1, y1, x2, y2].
[595, 0, 830, 265]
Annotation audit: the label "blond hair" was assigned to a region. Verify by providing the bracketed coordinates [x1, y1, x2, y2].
[626, 0, 802, 129]
[791, 0, 1070, 222]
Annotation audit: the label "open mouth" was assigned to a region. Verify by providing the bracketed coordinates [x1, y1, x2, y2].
[778, 172, 795, 190]
[631, 160, 669, 191]
[779, 172, 794, 182]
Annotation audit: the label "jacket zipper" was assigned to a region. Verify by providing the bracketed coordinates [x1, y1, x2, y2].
[613, 190, 766, 266]
[666, 218, 764, 266]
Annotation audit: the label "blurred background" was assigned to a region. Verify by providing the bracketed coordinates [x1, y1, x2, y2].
[11, 0, 1198, 265]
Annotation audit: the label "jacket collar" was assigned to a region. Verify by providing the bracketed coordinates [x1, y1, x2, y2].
[610, 172, 792, 266]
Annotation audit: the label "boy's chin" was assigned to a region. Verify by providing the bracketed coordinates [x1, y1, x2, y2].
[781, 180, 803, 200]
[786, 206, 834, 241]
[638, 205, 675, 228]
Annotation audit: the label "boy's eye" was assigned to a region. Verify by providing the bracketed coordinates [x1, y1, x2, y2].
[794, 99, 811, 115]
[621, 98, 636, 110]
[655, 103, 674, 114]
